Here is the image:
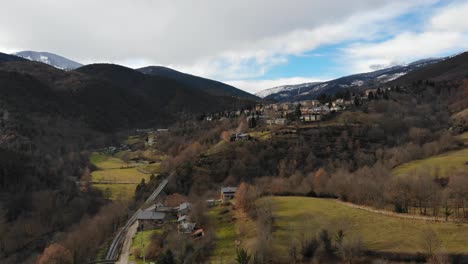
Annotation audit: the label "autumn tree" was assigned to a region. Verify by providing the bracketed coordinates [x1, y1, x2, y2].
[236, 182, 259, 218]
[37, 244, 72, 264]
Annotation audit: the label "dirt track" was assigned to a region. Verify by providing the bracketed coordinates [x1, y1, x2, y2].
[115, 221, 138, 264]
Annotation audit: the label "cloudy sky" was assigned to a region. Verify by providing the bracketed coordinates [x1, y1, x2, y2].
[1, 0, 468, 93]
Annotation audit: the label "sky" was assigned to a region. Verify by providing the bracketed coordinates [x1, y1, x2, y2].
[1, 0, 468, 94]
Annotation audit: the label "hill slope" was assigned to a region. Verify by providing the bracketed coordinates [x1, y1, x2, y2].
[393, 52, 468, 84]
[138, 66, 258, 100]
[13, 50, 83, 70]
[0, 61, 254, 133]
[0, 52, 26, 62]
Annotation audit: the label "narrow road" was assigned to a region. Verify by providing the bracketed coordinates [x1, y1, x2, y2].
[115, 221, 138, 264]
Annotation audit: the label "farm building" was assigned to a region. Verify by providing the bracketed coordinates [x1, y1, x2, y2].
[137, 211, 166, 231]
[220, 187, 238, 201]
[178, 202, 192, 215]
[230, 133, 250, 141]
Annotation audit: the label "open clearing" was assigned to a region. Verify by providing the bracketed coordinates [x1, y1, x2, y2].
[128, 229, 161, 264]
[90, 152, 127, 169]
[90, 152, 151, 200]
[208, 204, 256, 263]
[269, 196, 468, 257]
[91, 167, 149, 183]
[208, 205, 238, 263]
[393, 132, 467, 177]
[392, 148, 468, 177]
[92, 183, 138, 200]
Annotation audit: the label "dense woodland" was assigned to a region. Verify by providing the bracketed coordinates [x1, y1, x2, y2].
[0, 57, 255, 262]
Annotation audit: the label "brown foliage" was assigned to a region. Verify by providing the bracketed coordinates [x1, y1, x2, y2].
[235, 183, 259, 218]
[36, 243, 72, 264]
[164, 193, 189, 207]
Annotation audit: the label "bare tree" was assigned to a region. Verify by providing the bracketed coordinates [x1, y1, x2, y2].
[420, 229, 442, 257]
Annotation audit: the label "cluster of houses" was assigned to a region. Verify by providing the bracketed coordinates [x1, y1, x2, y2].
[136, 201, 204, 239]
[134, 187, 239, 243]
[203, 96, 360, 126]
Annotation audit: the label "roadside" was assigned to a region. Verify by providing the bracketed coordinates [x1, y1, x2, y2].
[116, 221, 138, 264]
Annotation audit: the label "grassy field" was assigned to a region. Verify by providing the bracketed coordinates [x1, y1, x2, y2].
[90, 152, 126, 169]
[393, 148, 468, 177]
[91, 167, 150, 182]
[92, 183, 138, 200]
[460, 132, 468, 145]
[208, 205, 238, 263]
[129, 229, 161, 264]
[249, 131, 272, 140]
[269, 196, 468, 259]
[90, 152, 151, 200]
[208, 204, 256, 263]
[138, 162, 162, 174]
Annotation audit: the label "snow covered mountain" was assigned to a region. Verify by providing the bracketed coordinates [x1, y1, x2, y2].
[255, 82, 322, 98]
[13, 51, 82, 70]
[258, 57, 445, 102]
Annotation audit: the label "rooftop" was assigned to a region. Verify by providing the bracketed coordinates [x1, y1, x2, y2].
[221, 187, 238, 193]
[137, 211, 166, 221]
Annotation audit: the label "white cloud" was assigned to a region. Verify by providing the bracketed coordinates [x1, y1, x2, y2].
[0, 0, 436, 82]
[430, 1, 468, 32]
[343, 0, 468, 73]
[226, 77, 330, 94]
[2, 0, 467, 94]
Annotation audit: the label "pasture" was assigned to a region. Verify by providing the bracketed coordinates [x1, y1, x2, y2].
[393, 148, 468, 177]
[269, 196, 468, 259]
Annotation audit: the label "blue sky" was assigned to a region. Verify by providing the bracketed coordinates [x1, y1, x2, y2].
[1, 0, 468, 93]
[226, 0, 468, 93]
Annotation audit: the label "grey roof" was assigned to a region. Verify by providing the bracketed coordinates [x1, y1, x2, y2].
[178, 202, 192, 211]
[178, 215, 188, 222]
[221, 187, 238, 193]
[137, 211, 166, 220]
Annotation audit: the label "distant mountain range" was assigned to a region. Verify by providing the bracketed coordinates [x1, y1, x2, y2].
[13, 51, 83, 70]
[138, 66, 258, 100]
[5, 50, 258, 100]
[256, 57, 445, 102]
[0, 55, 256, 133]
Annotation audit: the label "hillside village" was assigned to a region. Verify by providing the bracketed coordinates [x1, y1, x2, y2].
[202, 87, 391, 126]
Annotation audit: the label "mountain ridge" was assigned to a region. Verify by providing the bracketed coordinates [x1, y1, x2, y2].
[138, 65, 258, 100]
[258, 57, 445, 101]
[13, 50, 83, 70]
